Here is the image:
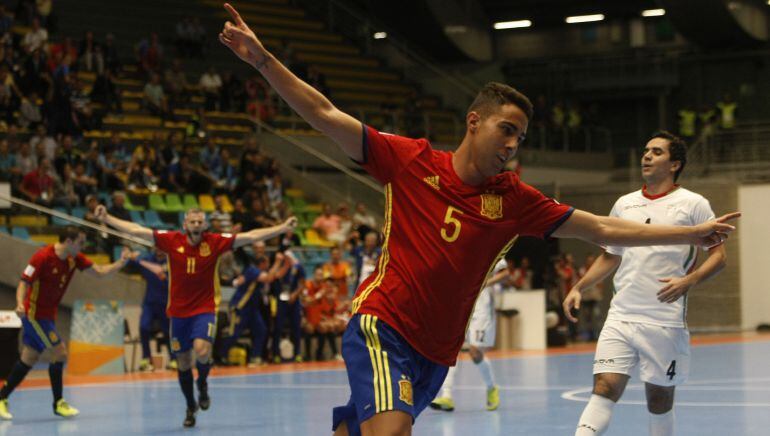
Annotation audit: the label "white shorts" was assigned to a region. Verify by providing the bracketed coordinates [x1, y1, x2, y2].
[593, 319, 690, 387]
[465, 288, 496, 348]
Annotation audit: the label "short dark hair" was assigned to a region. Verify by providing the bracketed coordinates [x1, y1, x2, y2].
[467, 82, 534, 121]
[650, 130, 687, 181]
[59, 226, 83, 243]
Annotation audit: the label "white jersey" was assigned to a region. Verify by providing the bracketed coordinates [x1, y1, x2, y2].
[605, 187, 715, 328]
[467, 259, 509, 347]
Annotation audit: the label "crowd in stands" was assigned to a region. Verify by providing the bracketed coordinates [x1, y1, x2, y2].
[677, 93, 738, 142]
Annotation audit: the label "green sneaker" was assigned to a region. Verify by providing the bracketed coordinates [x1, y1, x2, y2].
[0, 398, 12, 420]
[486, 385, 500, 411]
[138, 358, 154, 372]
[54, 399, 80, 418]
[429, 396, 455, 412]
[166, 359, 178, 371]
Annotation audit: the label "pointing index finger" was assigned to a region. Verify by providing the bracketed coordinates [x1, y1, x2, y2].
[716, 212, 741, 223]
[224, 3, 245, 26]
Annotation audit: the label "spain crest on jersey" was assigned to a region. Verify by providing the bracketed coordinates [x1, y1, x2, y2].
[199, 242, 211, 257]
[480, 193, 503, 220]
[398, 378, 413, 406]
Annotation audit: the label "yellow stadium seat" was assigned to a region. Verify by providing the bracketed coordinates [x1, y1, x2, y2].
[29, 234, 59, 245]
[284, 188, 304, 198]
[305, 204, 323, 213]
[10, 215, 48, 227]
[85, 254, 111, 265]
[304, 229, 335, 248]
[198, 195, 216, 212]
[217, 195, 234, 213]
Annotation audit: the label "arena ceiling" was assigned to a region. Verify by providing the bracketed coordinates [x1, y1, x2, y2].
[478, 0, 661, 27]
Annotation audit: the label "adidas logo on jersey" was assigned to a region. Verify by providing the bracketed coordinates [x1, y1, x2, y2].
[423, 176, 440, 190]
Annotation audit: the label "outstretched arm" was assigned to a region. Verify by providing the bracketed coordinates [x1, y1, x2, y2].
[232, 217, 298, 249]
[94, 205, 154, 243]
[84, 248, 131, 277]
[552, 209, 740, 249]
[219, 3, 363, 161]
[562, 251, 621, 322]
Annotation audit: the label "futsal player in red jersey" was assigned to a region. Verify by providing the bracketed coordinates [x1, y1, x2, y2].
[96, 206, 296, 427]
[218, 5, 739, 434]
[0, 226, 130, 421]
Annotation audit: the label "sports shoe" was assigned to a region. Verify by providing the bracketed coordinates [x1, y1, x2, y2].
[0, 399, 12, 420]
[247, 357, 264, 367]
[429, 396, 455, 412]
[486, 385, 500, 411]
[166, 359, 178, 371]
[138, 358, 154, 372]
[198, 384, 210, 411]
[273, 356, 282, 364]
[183, 406, 197, 428]
[333, 353, 344, 361]
[54, 399, 80, 418]
[293, 355, 303, 363]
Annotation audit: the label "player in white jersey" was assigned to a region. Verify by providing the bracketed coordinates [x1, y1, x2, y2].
[563, 131, 729, 436]
[430, 258, 511, 412]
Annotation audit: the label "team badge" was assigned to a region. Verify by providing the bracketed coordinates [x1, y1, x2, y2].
[52, 267, 58, 274]
[48, 331, 59, 343]
[480, 193, 503, 220]
[398, 378, 413, 406]
[176, 246, 185, 254]
[171, 339, 181, 352]
[199, 242, 211, 257]
[68, 258, 76, 271]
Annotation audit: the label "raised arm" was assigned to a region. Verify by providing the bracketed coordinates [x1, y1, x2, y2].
[562, 251, 621, 322]
[219, 3, 363, 161]
[552, 209, 740, 249]
[232, 217, 297, 249]
[94, 205, 154, 243]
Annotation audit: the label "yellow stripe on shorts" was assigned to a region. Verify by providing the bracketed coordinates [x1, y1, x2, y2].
[360, 314, 393, 413]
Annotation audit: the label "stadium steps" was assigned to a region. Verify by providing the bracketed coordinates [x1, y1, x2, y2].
[313, 66, 400, 82]
[326, 79, 412, 95]
[214, 10, 324, 31]
[200, 0, 302, 17]
[296, 52, 379, 69]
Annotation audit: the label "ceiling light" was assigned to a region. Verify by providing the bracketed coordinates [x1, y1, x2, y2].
[642, 9, 666, 17]
[373, 32, 387, 39]
[493, 20, 532, 30]
[565, 14, 605, 24]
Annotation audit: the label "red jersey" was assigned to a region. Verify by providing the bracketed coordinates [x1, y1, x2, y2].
[154, 231, 235, 317]
[353, 126, 574, 365]
[21, 245, 93, 320]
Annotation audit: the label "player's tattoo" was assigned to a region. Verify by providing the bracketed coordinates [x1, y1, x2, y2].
[254, 54, 271, 70]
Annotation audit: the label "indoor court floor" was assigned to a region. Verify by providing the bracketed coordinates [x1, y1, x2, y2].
[1, 334, 769, 435]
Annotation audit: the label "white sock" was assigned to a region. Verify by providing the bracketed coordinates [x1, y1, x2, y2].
[649, 410, 674, 436]
[476, 357, 495, 389]
[441, 365, 456, 398]
[575, 394, 615, 435]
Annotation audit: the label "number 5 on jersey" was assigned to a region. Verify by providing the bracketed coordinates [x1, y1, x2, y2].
[441, 206, 464, 243]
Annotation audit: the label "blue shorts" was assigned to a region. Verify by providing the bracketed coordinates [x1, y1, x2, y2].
[332, 313, 448, 435]
[170, 313, 216, 353]
[22, 318, 62, 352]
